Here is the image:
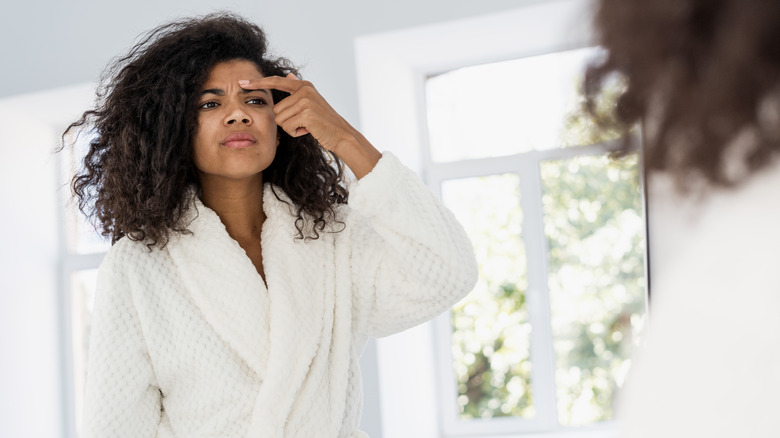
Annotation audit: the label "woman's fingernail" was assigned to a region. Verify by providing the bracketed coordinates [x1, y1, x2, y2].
[238, 80, 250, 86]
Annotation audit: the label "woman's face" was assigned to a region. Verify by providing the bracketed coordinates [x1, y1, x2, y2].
[192, 59, 279, 185]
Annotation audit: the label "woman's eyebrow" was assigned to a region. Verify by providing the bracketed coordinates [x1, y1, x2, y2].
[241, 88, 271, 97]
[200, 88, 225, 96]
[200, 88, 271, 96]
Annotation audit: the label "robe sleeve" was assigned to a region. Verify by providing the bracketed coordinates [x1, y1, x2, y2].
[81, 243, 162, 437]
[347, 152, 478, 338]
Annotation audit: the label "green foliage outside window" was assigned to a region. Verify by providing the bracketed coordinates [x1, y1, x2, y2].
[542, 154, 646, 425]
[444, 175, 535, 419]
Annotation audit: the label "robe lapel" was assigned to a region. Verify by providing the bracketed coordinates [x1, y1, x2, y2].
[247, 185, 331, 437]
[167, 196, 270, 379]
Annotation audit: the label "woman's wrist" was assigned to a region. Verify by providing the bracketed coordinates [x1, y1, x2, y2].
[330, 130, 382, 180]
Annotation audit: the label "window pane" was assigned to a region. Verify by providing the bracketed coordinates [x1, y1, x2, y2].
[425, 47, 617, 163]
[540, 154, 647, 426]
[60, 130, 111, 254]
[70, 268, 98, 434]
[441, 174, 534, 419]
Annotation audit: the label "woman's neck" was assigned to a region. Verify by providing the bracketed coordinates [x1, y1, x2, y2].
[199, 174, 266, 242]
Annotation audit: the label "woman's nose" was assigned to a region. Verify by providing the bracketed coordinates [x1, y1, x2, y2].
[225, 105, 252, 125]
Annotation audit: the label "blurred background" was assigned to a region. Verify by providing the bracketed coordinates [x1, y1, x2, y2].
[0, 0, 667, 437]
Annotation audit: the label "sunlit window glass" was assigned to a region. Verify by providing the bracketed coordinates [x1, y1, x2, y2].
[541, 154, 646, 425]
[441, 174, 534, 419]
[425, 47, 620, 163]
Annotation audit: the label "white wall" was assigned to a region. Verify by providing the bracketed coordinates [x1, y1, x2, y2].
[0, 98, 65, 438]
[0, 1, 549, 437]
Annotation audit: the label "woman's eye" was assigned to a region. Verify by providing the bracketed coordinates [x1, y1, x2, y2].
[247, 98, 267, 105]
[199, 101, 218, 110]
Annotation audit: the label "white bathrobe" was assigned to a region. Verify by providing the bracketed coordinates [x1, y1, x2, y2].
[81, 152, 477, 438]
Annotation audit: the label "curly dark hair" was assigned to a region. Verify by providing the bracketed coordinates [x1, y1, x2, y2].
[584, 0, 780, 188]
[64, 12, 347, 247]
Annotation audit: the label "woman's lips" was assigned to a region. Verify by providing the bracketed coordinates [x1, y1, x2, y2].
[221, 132, 257, 149]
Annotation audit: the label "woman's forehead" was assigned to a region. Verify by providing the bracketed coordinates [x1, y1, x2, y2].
[203, 60, 264, 85]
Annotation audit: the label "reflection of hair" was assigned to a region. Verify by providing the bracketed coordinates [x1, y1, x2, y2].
[65, 13, 347, 247]
[585, 0, 780, 188]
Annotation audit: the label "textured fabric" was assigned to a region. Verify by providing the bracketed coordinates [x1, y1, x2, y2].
[619, 161, 780, 437]
[82, 152, 477, 438]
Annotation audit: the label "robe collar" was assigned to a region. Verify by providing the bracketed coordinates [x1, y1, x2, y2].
[166, 184, 342, 436]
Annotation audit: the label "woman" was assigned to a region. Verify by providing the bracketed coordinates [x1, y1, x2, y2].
[70, 13, 477, 438]
[585, 0, 780, 436]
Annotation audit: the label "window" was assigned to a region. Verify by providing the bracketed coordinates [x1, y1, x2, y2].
[426, 49, 647, 435]
[354, 2, 648, 437]
[58, 128, 109, 438]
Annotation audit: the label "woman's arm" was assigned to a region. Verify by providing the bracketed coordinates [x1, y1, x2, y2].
[239, 74, 382, 179]
[242, 75, 478, 336]
[81, 246, 162, 437]
[346, 152, 478, 338]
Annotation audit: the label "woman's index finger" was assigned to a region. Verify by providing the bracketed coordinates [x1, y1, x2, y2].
[239, 75, 299, 93]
